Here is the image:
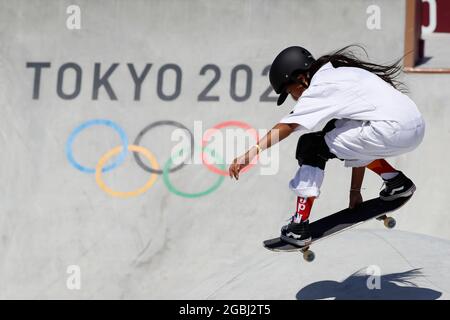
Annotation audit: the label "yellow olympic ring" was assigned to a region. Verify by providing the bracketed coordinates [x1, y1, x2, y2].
[95, 145, 159, 198]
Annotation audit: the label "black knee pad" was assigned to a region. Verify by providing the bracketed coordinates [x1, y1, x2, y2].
[296, 128, 337, 170]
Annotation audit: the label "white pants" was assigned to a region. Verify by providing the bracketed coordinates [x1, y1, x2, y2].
[289, 117, 425, 198]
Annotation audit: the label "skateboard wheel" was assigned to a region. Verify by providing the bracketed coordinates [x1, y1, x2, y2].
[384, 217, 396, 229]
[303, 250, 315, 262]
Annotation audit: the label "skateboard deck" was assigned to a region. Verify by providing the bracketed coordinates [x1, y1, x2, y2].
[263, 195, 413, 260]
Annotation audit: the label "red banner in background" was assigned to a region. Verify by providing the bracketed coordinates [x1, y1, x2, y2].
[422, 0, 450, 33]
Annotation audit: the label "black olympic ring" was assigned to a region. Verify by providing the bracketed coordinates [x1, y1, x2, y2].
[133, 120, 195, 174]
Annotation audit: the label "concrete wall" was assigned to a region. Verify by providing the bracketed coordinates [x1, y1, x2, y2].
[0, 0, 449, 298]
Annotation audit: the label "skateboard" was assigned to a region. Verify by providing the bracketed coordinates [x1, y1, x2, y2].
[263, 195, 413, 262]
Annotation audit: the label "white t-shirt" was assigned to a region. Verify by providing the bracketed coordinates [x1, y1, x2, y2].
[279, 62, 422, 132]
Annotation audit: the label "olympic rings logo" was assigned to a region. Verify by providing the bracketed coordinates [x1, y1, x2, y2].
[66, 119, 260, 198]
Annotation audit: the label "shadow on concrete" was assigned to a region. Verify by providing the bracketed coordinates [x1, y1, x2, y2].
[296, 268, 441, 300]
[417, 56, 433, 66]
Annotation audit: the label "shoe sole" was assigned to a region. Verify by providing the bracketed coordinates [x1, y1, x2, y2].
[380, 184, 416, 201]
[280, 234, 312, 247]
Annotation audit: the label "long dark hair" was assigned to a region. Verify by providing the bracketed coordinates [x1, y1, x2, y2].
[307, 45, 406, 92]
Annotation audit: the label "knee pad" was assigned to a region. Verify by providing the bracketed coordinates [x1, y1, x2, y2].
[296, 132, 337, 170]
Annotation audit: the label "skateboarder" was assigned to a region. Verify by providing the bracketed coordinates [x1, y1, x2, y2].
[228, 46, 425, 247]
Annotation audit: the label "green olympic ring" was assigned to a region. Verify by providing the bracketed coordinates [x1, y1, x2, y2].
[162, 145, 225, 198]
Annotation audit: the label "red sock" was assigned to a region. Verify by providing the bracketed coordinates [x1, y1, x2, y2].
[366, 159, 397, 176]
[294, 196, 315, 223]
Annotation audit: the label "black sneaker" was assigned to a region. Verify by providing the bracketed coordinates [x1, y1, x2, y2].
[380, 171, 416, 201]
[280, 219, 312, 247]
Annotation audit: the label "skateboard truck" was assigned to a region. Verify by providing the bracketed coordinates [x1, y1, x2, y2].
[377, 214, 397, 229]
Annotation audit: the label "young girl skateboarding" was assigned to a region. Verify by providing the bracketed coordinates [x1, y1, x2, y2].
[228, 46, 425, 247]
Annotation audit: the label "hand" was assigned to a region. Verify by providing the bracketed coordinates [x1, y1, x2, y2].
[228, 147, 258, 180]
[349, 190, 363, 210]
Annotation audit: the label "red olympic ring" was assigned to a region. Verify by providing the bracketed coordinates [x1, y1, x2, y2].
[201, 120, 260, 176]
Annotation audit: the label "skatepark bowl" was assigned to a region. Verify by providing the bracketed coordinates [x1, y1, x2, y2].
[1, 0, 450, 299]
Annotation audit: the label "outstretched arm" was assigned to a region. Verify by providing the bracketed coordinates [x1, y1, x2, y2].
[349, 167, 365, 209]
[228, 123, 299, 180]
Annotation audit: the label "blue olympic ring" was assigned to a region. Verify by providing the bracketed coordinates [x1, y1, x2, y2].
[66, 119, 129, 173]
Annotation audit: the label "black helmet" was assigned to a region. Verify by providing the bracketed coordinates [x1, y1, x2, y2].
[269, 46, 315, 106]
